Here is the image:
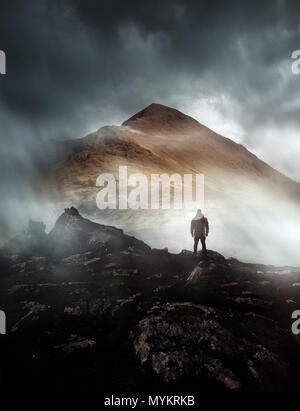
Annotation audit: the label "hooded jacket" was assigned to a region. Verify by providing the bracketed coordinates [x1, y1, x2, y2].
[190, 214, 209, 238]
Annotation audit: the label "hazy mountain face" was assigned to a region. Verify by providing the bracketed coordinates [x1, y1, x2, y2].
[35, 103, 300, 266]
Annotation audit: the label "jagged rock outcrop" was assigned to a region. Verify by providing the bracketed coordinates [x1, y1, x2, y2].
[133, 302, 292, 390]
[186, 251, 230, 285]
[0, 209, 300, 393]
[48, 207, 151, 256]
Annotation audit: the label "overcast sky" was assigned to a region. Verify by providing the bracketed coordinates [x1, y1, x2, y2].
[0, 0, 300, 216]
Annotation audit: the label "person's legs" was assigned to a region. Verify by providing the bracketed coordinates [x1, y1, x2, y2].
[193, 237, 200, 255]
[200, 237, 207, 254]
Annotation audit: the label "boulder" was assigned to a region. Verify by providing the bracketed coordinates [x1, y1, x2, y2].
[133, 303, 292, 390]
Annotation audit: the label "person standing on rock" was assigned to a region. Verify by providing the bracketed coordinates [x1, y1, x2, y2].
[190, 209, 209, 257]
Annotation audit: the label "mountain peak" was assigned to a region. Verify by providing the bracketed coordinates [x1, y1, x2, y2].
[122, 103, 200, 131]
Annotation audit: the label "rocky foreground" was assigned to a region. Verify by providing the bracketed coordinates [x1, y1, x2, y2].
[0, 207, 300, 393]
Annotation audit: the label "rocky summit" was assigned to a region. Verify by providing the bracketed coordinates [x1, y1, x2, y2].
[0, 207, 300, 394]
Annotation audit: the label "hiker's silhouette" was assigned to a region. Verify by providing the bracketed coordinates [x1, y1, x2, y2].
[190, 209, 209, 257]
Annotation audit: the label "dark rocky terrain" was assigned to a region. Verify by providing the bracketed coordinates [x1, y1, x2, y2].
[0, 207, 300, 394]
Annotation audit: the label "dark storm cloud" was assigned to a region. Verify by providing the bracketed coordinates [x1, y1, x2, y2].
[0, 0, 300, 237]
[1, 0, 300, 135]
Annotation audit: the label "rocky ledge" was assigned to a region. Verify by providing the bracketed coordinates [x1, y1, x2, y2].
[0, 207, 300, 393]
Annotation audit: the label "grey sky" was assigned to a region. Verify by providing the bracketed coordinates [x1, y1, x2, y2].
[0, 0, 300, 234]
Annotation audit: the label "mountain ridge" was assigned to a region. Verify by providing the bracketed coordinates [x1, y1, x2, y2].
[38, 103, 300, 264]
[122, 102, 201, 130]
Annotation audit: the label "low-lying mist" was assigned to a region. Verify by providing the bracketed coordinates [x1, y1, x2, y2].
[126, 195, 300, 267]
[2, 177, 300, 267]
